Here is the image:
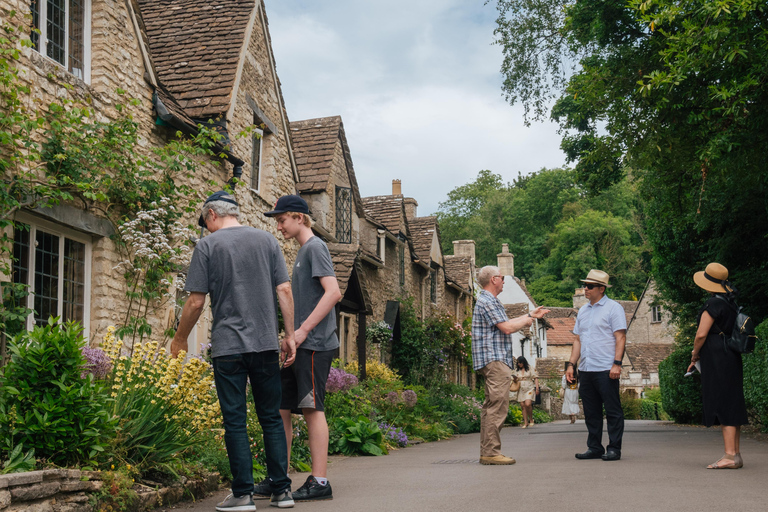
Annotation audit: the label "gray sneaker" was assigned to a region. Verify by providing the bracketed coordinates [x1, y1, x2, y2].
[215, 493, 256, 512]
[269, 490, 295, 508]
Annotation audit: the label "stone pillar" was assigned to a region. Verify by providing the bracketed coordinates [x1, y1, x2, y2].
[497, 243, 514, 277]
[573, 287, 587, 309]
[392, 179, 402, 196]
[452, 240, 476, 263]
[403, 197, 418, 220]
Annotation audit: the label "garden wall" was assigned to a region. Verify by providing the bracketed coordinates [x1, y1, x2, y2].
[0, 470, 219, 512]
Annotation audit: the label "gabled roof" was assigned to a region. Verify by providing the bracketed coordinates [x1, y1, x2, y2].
[409, 216, 438, 264]
[137, 0, 255, 119]
[330, 248, 356, 295]
[626, 343, 675, 379]
[362, 195, 406, 236]
[546, 317, 578, 346]
[290, 116, 365, 216]
[443, 255, 473, 293]
[616, 300, 639, 321]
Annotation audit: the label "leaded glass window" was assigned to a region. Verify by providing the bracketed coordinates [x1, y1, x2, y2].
[399, 244, 405, 286]
[251, 128, 263, 191]
[335, 186, 352, 243]
[430, 268, 437, 304]
[31, 0, 89, 80]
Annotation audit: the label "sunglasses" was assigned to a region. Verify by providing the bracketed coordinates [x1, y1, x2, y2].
[584, 283, 601, 290]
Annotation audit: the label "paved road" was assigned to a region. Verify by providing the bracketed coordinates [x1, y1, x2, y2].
[170, 420, 767, 512]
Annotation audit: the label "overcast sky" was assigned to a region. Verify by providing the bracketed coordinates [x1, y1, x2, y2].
[264, 0, 567, 216]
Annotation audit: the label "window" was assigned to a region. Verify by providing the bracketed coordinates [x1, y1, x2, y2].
[398, 244, 405, 286]
[335, 186, 352, 243]
[12, 216, 91, 335]
[31, 0, 91, 81]
[430, 268, 437, 304]
[250, 128, 263, 192]
[651, 305, 662, 323]
[338, 313, 353, 364]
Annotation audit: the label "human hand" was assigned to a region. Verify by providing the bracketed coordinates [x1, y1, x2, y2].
[170, 338, 187, 358]
[686, 360, 697, 373]
[281, 335, 296, 368]
[609, 364, 621, 380]
[294, 327, 308, 348]
[690, 349, 700, 363]
[530, 306, 551, 319]
[565, 366, 574, 383]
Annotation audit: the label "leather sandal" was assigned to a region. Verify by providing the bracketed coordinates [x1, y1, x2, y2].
[707, 453, 741, 469]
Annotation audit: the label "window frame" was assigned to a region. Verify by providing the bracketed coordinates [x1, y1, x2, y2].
[335, 185, 352, 244]
[429, 267, 437, 304]
[250, 127, 264, 193]
[31, 0, 92, 83]
[12, 212, 92, 338]
[651, 305, 662, 323]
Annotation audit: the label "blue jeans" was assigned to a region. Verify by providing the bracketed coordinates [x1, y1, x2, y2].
[213, 351, 291, 496]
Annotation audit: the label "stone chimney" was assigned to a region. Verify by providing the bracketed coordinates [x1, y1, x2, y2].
[403, 197, 418, 220]
[392, 179, 402, 196]
[573, 287, 587, 309]
[497, 243, 514, 277]
[452, 240, 476, 264]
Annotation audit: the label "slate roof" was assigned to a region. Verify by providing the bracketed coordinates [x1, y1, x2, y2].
[546, 317, 578, 346]
[504, 303, 530, 319]
[443, 255, 472, 293]
[616, 300, 639, 321]
[409, 216, 437, 263]
[626, 343, 675, 379]
[545, 307, 577, 318]
[330, 248, 356, 295]
[137, 0, 255, 118]
[362, 195, 405, 235]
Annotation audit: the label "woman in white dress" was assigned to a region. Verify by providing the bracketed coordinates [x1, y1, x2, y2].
[512, 357, 539, 428]
[561, 370, 580, 423]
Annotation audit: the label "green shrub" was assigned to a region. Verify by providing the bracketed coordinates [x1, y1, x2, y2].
[0, 319, 113, 466]
[659, 337, 703, 424]
[532, 407, 553, 424]
[507, 404, 523, 425]
[331, 417, 387, 456]
[743, 319, 768, 429]
[621, 391, 642, 420]
[640, 399, 669, 421]
[428, 384, 482, 434]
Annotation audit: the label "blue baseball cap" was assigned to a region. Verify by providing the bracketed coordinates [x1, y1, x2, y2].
[198, 191, 238, 227]
[264, 195, 311, 217]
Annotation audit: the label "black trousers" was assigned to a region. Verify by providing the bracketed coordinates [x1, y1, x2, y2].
[579, 370, 624, 453]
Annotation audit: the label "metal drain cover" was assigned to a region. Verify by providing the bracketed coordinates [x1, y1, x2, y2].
[432, 459, 478, 464]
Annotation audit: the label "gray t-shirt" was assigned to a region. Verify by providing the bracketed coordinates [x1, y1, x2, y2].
[185, 226, 290, 358]
[292, 236, 339, 351]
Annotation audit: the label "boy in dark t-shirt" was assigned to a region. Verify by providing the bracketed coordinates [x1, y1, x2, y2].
[263, 195, 341, 502]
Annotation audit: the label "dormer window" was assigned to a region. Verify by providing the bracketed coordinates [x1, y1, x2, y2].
[30, 0, 91, 81]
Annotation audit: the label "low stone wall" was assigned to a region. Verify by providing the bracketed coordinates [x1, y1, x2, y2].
[0, 469, 220, 512]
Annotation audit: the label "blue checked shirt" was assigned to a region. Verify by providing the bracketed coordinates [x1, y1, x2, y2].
[472, 290, 514, 371]
[573, 295, 627, 371]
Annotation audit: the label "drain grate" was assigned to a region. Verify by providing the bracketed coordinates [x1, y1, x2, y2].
[432, 459, 478, 464]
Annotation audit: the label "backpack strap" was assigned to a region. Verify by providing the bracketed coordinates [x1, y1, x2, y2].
[712, 295, 738, 354]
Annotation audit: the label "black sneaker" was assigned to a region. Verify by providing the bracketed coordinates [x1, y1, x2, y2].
[269, 489, 295, 508]
[253, 478, 273, 499]
[292, 475, 333, 502]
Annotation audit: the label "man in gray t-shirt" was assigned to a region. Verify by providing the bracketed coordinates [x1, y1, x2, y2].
[172, 191, 296, 510]
[263, 195, 341, 502]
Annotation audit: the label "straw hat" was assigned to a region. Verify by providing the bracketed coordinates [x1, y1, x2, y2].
[580, 269, 612, 288]
[693, 263, 733, 294]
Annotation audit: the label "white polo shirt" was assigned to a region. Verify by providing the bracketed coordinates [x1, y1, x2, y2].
[573, 295, 627, 371]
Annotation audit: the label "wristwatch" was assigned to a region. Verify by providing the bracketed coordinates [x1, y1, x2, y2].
[527, 312, 532, 318]
[613, 360, 622, 366]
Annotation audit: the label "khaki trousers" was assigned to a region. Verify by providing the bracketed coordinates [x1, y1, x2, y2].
[479, 360, 513, 457]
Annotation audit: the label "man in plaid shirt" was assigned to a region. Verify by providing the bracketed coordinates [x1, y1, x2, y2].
[472, 266, 549, 465]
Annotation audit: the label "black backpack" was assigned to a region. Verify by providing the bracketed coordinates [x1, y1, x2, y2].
[714, 295, 758, 354]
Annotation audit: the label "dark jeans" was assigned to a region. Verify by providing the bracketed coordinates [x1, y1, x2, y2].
[213, 351, 291, 496]
[579, 370, 624, 454]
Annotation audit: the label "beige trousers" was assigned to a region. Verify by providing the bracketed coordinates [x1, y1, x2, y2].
[479, 360, 513, 457]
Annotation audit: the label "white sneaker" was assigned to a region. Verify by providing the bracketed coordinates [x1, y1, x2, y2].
[216, 493, 256, 512]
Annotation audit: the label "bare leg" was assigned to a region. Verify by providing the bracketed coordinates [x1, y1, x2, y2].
[303, 409, 329, 478]
[524, 400, 533, 426]
[280, 409, 293, 471]
[520, 403, 528, 427]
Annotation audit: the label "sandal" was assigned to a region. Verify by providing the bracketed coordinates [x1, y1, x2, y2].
[707, 453, 742, 469]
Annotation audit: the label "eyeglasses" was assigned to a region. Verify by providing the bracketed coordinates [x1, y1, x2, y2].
[584, 283, 601, 290]
[492, 275, 503, 281]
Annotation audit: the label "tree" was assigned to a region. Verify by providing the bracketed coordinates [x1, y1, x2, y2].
[490, 0, 768, 323]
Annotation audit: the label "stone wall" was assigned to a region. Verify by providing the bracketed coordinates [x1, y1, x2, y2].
[626, 281, 675, 345]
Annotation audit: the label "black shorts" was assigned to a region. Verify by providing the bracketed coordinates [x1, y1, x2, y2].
[280, 348, 334, 413]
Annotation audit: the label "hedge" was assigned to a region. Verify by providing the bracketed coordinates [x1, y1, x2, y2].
[743, 320, 768, 429]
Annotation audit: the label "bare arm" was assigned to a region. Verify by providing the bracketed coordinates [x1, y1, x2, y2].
[566, 335, 582, 383]
[171, 292, 206, 357]
[496, 305, 550, 334]
[688, 311, 714, 371]
[294, 276, 342, 347]
[276, 282, 296, 367]
[610, 329, 627, 379]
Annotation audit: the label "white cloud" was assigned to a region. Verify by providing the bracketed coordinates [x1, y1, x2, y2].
[264, 0, 567, 215]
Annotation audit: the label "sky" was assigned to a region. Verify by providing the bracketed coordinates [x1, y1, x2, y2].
[264, 0, 567, 216]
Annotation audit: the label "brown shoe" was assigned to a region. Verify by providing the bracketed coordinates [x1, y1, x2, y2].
[479, 455, 516, 465]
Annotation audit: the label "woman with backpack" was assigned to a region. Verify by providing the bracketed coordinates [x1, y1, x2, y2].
[688, 263, 749, 469]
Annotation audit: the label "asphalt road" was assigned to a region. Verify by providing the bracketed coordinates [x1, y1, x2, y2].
[167, 420, 767, 512]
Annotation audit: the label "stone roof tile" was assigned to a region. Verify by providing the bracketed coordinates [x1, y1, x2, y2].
[547, 317, 578, 346]
[443, 255, 472, 292]
[362, 195, 404, 235]
[626, 343, 675, 379]
[409, 216, 437, 263]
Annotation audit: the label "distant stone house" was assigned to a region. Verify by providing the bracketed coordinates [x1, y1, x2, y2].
[4, 0, 299, 352]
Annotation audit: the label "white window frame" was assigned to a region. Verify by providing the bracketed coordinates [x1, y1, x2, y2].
[250, 128, 264, 193]
[13, 212, 93, 339]
[31, 0, 92, 83]
[651, 305, 662, 323]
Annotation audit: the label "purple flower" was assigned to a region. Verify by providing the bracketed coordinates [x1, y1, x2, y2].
[325, 367, 359, 393]
[402, 389, 417, 407]
[81, 346, 112, 379]
[379, 422, 408, 447]
[385, 391, 400, 405]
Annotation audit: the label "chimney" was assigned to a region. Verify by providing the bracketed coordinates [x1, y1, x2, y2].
[573, 287, 587, 309]
[452, 240, 476, 264]
[497, 243, 514, 277]
[403, 197, 418, 220]
[392, 179, 402, 196]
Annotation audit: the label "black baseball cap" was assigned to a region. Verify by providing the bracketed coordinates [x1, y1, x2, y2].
[264, 195, 311, 217]
[198, 191, 238, 228]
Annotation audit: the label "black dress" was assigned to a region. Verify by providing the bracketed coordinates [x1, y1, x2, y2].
[698, 295, 749, 427]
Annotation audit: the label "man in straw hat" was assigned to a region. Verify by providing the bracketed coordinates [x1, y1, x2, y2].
[566, 269, 627, 461]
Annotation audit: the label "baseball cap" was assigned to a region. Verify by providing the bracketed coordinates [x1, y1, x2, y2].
[198, 191, 238, 228]
[264, 195, 311, 217]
